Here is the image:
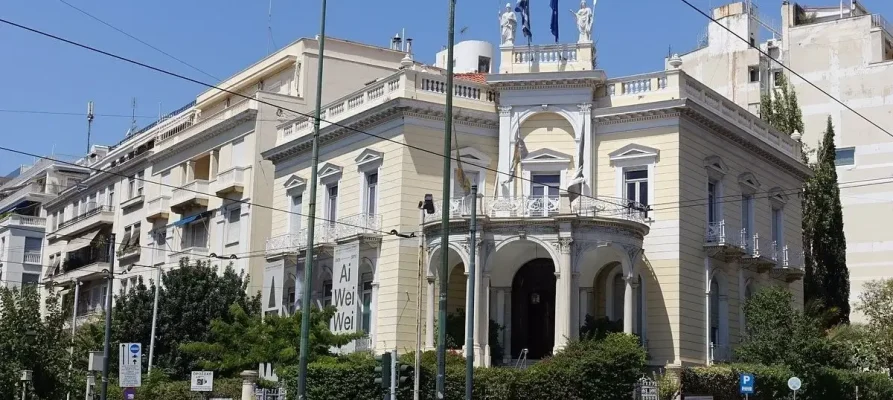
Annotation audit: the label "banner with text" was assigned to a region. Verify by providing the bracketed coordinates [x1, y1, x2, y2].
[331, 242, 360, 353]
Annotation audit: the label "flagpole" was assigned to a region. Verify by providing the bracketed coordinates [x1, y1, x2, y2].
[437, 0, 457, 397]
[297, 0, 328, 398]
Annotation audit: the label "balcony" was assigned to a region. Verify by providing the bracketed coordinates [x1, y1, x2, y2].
[23, 251, 42, 265]
[264, 225, 337, 259]
[0, 181, 57, 213]
[333, 214, 383, 241]
[704, 220, 745, 261]
[212, 166, 248, 196]
[120, 194, 145, 210]
[168, 246, 209, 265]
[156, 98, 257, 149]
[145, 196, 171, 222]
[52, 205, 115, 239]
[0, 215, 46, 231]
[428, 195, 648, 225]
[170, 180, 210, 213]
[772, 245, 806, 282]
[739, 232, 776, 272]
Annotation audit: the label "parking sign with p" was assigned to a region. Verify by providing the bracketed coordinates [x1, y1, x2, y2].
[739, 373, 755, 395]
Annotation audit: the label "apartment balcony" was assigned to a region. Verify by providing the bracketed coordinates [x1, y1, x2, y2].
[51, 205, 114, 240]
[334, 213, 383, 241]
[0, 215, 46, 231]
[59, 255, 111, 282]
[168, 246, 209, 266]
[704, 220, 745, 261]
[0, 181, 57, 214]
[264, 225, 337, 259]
[23, 250, 42, 265]
[170, 180, 210, 213]
[212, 166, 248, 196]
[428, 195, 648, 225]
[145, 196, 171, 222]
[739, 232, 776, 272]
[120, 193, 145, 211]
[771, 245, 806, 283]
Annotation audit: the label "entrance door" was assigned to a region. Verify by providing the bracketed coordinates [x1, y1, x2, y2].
[511, 258, 556, 360]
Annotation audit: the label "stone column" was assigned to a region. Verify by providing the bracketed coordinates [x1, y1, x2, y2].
[478, 274, 491, 366]
[578, 103, 593, 196]
[571, 272, 581, 340]
[497, 106, 513, 197]
[370, 280, 379, 348]
[185, 160, 195, 182]
[554, 238, 573, 352]
[471, 241, 486, 366]
[240, 370, 258, 400]
[425, 277, 435, 350]
[210, 149, 220, 180]
[624, 276, 635, 334]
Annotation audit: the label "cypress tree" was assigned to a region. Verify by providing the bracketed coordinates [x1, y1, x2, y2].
[802, 117, 850, 326]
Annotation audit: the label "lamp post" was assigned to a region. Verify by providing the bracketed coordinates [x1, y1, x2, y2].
[414, 195, 435, 400]
[125, 260, 162, 373]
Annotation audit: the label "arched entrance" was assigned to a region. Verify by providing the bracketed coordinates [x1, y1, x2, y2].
[511, 258, 556, 359]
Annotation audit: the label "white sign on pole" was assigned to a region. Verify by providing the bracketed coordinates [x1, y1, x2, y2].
[118, 343, 142, 388]
[788, 376, 802, 391]
[191, 371, 214, 392]
[330, 242, 360, 352]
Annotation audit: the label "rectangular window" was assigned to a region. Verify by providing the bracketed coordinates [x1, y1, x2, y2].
[154, 232, 166, 264]
[327, 185, 339, 226]
[773, 70, 783, 87]
[323, 280, 333, 307]
[24, 237, 42, 253]
[21, 273, 39, 286]
[748, 66, 760, 83]
[128, 175, 136, 199]
[707, 181, 718, 224]
[226, 208, 241, 245]
[835, 148, 855, 166]
[137, 171, 145, 196]
[772, 208, 784, 246]
[366, 173, 378, 216]
[531, 174, 561, 217]
[290, 196, 303, 234]
[742, 194, 754, 240]
[187, 222, 209, 249]
[107, 185, 115, 207]
[624, 169, 649, 217]
[362, 273, 374, 333]
[477, 56, 491, 73]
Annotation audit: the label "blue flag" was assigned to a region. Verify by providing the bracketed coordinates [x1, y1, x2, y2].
[550, 0, 559, 42]
[515, 0, 532, 43]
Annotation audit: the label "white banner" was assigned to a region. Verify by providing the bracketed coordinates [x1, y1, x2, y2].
[330, 242, 360, 350]
[263, 260, 285, 314]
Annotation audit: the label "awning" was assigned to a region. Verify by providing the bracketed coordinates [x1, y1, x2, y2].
[171, 210, 213, 227]
[66, 229, 102, 254]
[117, 230, 133, 254]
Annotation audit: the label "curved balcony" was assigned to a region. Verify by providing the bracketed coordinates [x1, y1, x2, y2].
[430, 195, 647, 225]
[264, 224, 337, 259]
[771, 245, 806, 282]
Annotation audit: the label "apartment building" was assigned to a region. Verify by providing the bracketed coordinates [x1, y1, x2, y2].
[40, 36, 409, 323]
[673, 1, 893, 322]
[0, 159, 89, 289]
[261, 34, 809, 367]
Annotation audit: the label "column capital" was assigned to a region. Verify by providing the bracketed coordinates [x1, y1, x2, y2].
[578, 103, 593, 114]
[498, 106, 512, 117]
[556, 237, 574, 254]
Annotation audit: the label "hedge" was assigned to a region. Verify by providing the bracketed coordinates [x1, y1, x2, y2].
[103, 376, 243, 399]
[681, 364, 893, 400]
[281, 332, 646, 400]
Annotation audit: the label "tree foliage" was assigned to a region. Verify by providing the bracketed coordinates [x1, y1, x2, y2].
[760, 74, 805, 138]
[736, 286, 851, 371]
[857, 279, 893, 372]
[179, 304, 360, 377]
[802, 117, 850, 326]
[0, 286, 76, 400]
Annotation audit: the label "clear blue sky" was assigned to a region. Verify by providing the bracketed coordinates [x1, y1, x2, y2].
[1, 0, 890, 174]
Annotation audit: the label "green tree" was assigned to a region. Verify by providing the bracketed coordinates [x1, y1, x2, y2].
[802, 117, 850, 326]
[857, 279, 893, 373]
[760, 74, 804, 137]
[179, 304, 359, 377]
[0, 286, 76, 400]
[736, 286, 851, 371]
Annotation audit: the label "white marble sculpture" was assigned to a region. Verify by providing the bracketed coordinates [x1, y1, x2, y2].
[499, 3, 517, 46]
[570, 0, 595, 43]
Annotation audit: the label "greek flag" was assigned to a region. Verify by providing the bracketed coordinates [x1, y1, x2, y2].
[515, 0, 532, 43]
[550, 0, 559, 42]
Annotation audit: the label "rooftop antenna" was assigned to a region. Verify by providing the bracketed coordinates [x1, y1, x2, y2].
[127, 97, 137, 137]
[86, 101, 94, 155]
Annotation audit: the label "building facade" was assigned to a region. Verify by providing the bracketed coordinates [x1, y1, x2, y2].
[40, 37, 408, 323]
[0, 159, 90, 289]
[674, 1, 893, 322]
[262, 34, 809, 367]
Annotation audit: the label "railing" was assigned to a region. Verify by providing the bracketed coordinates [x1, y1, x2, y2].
[872, 14, 893, 36]
[0, 215, 46, 229]
[168, 246, 208, 265]
[171, 180, 210, 206]
[354, 336, 373, 352]
[606, 72, 669, 96]
[264, 224, 337, 257]
[433, 196, 477, 219]
[58, 205, 113, 230]
[710, 342, 731, 363]
[511, 44, 579, 64]
[781, 246, 805, 270]
[255, 388, 287, 400]
[215, 166, 247, 189]
[705, 221, 726, 244]
[335, 214, 383, 239]
[420, 76, 495, 102]
[157, 97, 255, 145]
[574, 197, 648, 223]
[488, 196, 560, 218]
[23, 251, 42, 264]
[0, 182, 54, 212]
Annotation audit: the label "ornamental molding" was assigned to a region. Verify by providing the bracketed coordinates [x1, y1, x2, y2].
[151, 110, 257, 164]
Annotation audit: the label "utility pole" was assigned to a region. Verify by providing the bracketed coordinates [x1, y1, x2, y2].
[148, 237, 161, 373]
[100, 233, 115, 400]
[297, 1, 328, 398]
[464, 185, 478, 399]
[414, 197, 434, 400]
[437, 0, 458, 397]
[67, 279, 81, 400]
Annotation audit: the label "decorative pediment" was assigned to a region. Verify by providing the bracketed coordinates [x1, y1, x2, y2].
[608, 144, 660, 163]
[284, 175, 306, 196]
[768, 187, 788, 205]
[452, 147, 492, 168]
[318, 162, 343, 183]
[521, 148, 572, 164]
[355, 149, 384, 171]
[703, 155, 728, 180]
[738, 172, 761, 193]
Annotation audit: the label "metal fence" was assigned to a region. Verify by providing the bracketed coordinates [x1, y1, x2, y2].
[255, 387, 287, 400]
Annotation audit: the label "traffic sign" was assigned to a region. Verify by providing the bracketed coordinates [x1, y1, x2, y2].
[118, 343, 142, 388]
[788, 376, 802, 391]
[191, 371, 214, 392]
[123, 387, 136, 400]
[739, 373, 755, 394]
